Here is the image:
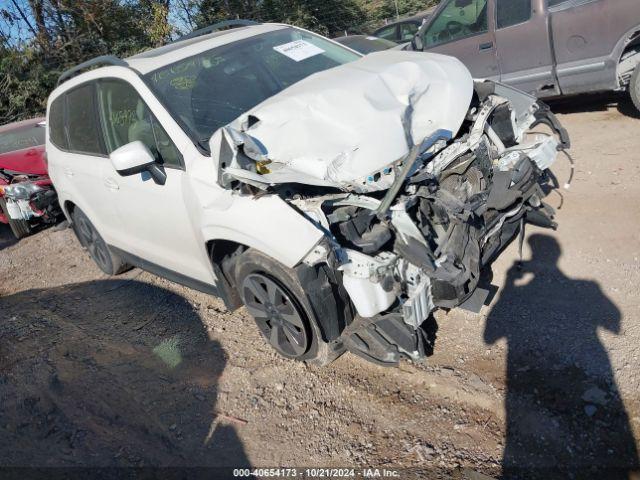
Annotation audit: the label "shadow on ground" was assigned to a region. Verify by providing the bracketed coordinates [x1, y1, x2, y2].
[484, 235, 639, 479]
[547, 91, 640, 119]
[0, 280, 249, 471]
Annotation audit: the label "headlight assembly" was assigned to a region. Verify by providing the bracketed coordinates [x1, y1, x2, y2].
[3, 182, 43, 200]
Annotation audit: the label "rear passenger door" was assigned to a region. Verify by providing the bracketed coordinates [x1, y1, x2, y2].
[494, 0, 558, 96]
[95, 78, 211, 283]
[422, 0, 500, 80]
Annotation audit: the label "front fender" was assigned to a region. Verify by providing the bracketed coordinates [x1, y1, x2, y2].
[200, 193, 324, 269]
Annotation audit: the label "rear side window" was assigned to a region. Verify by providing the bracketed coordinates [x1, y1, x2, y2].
[66, 83, 105, 155]
[49, 96, 67, 150]
[497, 0, 532, 29]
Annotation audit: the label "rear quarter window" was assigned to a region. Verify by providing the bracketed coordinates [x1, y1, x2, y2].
[49, 96, 68, 150]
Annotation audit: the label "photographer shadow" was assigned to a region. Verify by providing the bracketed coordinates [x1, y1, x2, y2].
[484, 235, 639, 479]
[0, 279, 250, 475]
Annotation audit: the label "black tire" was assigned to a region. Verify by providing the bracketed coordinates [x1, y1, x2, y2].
[235, 249, 345, 365]
[71, 207, 130, 275]
[630, 65, 640, 113]
[0, 197, 31, 239]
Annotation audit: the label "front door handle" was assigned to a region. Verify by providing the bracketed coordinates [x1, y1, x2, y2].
[479, 42, 494, 51]
[104, 178, 120, 191]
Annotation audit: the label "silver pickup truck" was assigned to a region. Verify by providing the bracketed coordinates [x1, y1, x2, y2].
[410, 0, 640, 110]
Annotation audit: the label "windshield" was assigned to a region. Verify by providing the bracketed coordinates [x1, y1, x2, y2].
[145, 27, 361, 152]
[0, 124, 46, 155]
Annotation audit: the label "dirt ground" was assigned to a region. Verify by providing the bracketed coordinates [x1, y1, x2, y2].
[1, 93, 639, 479]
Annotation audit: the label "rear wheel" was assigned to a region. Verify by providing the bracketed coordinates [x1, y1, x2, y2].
[235, 249, 344, 365]
[630, 65, 640, 112]
[71, 207, 130, 275]
[0, 197, 31, 239]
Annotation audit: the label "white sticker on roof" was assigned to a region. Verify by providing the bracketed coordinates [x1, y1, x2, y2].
[273, 40, 325, 62]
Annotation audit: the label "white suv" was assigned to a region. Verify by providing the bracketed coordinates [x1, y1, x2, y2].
[47, 22, 569, 366]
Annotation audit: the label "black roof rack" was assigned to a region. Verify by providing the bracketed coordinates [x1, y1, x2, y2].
[57, 55, 128, 86]
[177, 19, 260, 42]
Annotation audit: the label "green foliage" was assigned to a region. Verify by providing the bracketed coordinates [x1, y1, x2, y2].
[0, 0, 437, 124]
[368, 0, 438, 21]
[195, 0, 367, 37]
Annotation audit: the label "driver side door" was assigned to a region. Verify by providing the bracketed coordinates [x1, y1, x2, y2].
[95, 78, 213, 284]
[421, 0, 500, 80]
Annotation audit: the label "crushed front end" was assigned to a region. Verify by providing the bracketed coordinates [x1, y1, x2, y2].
[211, 54, 570, 366]
[292, 82, 570, 365]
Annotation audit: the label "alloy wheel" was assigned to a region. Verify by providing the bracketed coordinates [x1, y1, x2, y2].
[241, 273, 310, 358]
[76, 215, 111, 273]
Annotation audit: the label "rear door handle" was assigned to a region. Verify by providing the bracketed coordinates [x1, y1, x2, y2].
[479, 42, 494, 51]
[64, 168, 74, 178]
[104, 178, 119, 191]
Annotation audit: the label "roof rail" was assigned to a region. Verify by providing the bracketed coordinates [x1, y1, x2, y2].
[57, 55, 128, 86]
[177, 19, 260, 42]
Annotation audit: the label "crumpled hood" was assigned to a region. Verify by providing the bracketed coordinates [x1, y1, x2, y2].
[212, 51, 474, 192]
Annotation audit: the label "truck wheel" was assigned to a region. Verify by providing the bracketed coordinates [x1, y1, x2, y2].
[0, 197, 31, 239]
[71, 207, 130, 275]
[235, 249, 345, 365]
[630, 65, 640, 112]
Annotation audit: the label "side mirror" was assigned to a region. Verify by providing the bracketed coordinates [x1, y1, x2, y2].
[110, 141, 166, 185]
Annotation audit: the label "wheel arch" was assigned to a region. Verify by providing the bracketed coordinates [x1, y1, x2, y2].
[206, 238, 249, 311]
[206, 235, 355, 343]
[62, 200, 76, 222]
[614, 25, 640, 82]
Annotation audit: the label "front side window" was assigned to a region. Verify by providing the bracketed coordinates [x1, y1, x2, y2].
[497, 0, 532, 29]
[65, 83, 105, 155]
[145, 27, 361, 152]
[424, 0, 489, 47]
[97, 79, 182, 168]
[0, 124, 45, 155]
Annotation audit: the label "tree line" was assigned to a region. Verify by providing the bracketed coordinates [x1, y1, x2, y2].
[0, 0, 436, 125]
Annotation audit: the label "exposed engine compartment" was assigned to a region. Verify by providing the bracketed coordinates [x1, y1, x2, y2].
[211, 71, 570, 366]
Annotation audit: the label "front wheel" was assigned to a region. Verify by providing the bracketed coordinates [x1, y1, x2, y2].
[630, 65, 640, 112]
[234, 249, 346, 365]
[0, 197, 31, 239]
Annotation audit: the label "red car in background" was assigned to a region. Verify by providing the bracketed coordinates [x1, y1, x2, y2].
[0, 118, 60, 238]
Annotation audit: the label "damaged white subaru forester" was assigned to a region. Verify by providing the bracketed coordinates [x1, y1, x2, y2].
[47, 22, 570, 366]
